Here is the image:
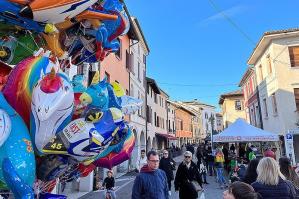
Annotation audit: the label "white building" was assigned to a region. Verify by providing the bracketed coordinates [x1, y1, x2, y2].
[216, 113, 224, 132]
[247, 28, 299, 164]
[167, 101, 177, 147]
[183, 100, 217, 140]
[128, 17, 150, 170]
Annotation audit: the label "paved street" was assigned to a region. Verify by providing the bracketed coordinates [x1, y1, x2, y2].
[80, 154, 224, 199]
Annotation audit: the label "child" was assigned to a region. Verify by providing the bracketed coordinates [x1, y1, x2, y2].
[199, 161, 209, 184]
[102, 170, 116, 199]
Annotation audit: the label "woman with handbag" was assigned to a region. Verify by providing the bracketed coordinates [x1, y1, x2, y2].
[159, 149, 176, 196]
[175, 151, 203, 199]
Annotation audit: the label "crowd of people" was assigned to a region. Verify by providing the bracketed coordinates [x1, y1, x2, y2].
[98, 143, 299, 199]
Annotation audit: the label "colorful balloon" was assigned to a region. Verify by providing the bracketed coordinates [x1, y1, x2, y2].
[31, 68, 74, 154]
[94, 127, 135, 169]
[0, 93, 36, 198]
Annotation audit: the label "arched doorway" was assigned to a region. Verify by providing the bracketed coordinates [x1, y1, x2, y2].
[130, 129, 139, 170]
[140, 131, 146, 150]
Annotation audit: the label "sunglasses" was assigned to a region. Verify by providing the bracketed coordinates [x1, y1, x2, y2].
[185, 156, 191, 158]
[163, 153, 168, 155]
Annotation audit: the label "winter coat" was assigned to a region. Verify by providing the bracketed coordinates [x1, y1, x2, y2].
[132, 165, 169, 199]
[159, 157, 176, 181]
[252, 178, 297, 199]
[174, 161, 203, 199]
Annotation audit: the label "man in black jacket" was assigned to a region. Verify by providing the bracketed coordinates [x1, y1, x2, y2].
[175, 151, 203, 199]
[159, 149, 176, 196]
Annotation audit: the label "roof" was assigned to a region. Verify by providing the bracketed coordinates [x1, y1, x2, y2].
[183, 100, 216, 109]
[168, 101, 196, 116]
[146, 77, 161, 94]
[219, 90, 243, 105]
[130, 17, 150, 55]
[124, 4, 139, 41]
[247, 28, 299, 65]
[238, 66, 254, 87]
[159, 88, 169, 98]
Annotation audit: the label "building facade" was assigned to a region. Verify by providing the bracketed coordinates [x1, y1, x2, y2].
[239, 67, 263, 128]
[183, 100, 216, 140]
[216, 113, 224, 132]
[247, 29, 299, 164]
[128, 17, 150, 170]
[167, 101, 177, 147]
[219, 90, 246, 128]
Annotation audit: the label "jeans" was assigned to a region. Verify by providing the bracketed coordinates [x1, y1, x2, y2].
[201, 172, 207, 183]
[216, 167, 226, 185]
[168, 179, 172, 191]
[103, 189, 116, 199]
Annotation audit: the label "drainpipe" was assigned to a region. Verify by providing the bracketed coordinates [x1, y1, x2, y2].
[256, 87, 264, 129]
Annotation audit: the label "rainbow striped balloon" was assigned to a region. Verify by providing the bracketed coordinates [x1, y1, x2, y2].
[2, 55, 53, 127]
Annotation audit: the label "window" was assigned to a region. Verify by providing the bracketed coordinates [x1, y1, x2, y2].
[259, 65, 263, 81]
[154, 93, 157, 103]
[271, 93, 278, 115]
[138, 45, 140, 55]
[105, 72, 110, 83]
[126, 50, 133, 71]
[173, 121, 175, 131]
[267, 54, 272, 74]
[115, 38, 121, 59]
[181, 120, 183, 130]
[294, 88, 299, 111]
[157, 116, 160, 127]
[235, 100, 242, 111]
[147, 105, 152, 123]
[263, 98, 268, 118]
[154, 112, 157, 126]
[143, 54, 146, 64]
[137, 62, 141, 81]
[138, 91, 140, 116]
[130, 84, 134, 97]
[289, 46, 299, 67]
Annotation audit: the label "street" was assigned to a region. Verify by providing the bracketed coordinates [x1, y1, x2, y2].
[80, 154, 224, 199]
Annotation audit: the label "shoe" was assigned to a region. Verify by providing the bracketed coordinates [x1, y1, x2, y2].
[168, 191, 171, 196]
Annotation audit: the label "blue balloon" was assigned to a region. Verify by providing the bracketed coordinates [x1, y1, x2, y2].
[0, 93, 36, 198]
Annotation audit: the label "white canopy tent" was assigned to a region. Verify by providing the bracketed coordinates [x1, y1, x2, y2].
[213, 118, 279, 143]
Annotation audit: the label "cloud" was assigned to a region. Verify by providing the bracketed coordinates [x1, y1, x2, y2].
[198, 5, 247, 26]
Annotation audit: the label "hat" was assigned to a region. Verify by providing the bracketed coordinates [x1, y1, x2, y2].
[184, 151, 192, 157]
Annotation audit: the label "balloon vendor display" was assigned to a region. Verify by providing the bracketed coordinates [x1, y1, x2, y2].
[0, 0, 139, 198]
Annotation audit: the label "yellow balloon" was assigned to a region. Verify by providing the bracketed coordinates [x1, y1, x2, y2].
[111, 82, 125, 97]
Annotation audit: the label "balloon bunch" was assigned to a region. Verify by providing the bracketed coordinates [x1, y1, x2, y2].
[0, 0, 140, 198]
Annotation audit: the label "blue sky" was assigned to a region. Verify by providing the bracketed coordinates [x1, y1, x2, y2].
[125, 0, 299, 110]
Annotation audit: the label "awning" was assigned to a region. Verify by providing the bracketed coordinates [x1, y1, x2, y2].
[155, 133, 177, 140]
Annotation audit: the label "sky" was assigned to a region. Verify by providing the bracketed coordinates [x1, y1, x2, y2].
[125, 0, 299, 110]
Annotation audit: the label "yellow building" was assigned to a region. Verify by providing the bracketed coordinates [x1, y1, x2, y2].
[219, 90, 246, 128]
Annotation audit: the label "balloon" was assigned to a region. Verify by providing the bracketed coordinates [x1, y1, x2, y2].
[0, 61, 11, 91]
[3, 52, 58, 127]
[94, 128, 135, 169]
[0, 93, 36, 198]
[0, 109, 11, 147]
[42, 33, 67, 59]
[42, 108, 125, 163]
[78, 163, 96, 177]
[40, 192, 67, 199]
[31, 68, 74, 154]
[111, 81, 125, 97]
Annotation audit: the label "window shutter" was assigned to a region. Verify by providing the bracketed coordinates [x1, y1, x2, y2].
[289, 46, 299, 67]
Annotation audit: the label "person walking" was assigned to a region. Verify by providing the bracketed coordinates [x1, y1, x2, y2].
[159, 149, 176, 196]
[223, 181, 261, 199]
[132, 150, 169, 199]
[174, 151, 203, 199]
[215, 147, 227, 188]
[199, 160, 209, 184]
[135, 149, 147, 172]
[252, 157, 297, 199]
[207, 146, 215, 176]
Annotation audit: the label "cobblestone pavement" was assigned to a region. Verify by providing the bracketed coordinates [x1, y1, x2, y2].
[80, 154, 224, 199]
